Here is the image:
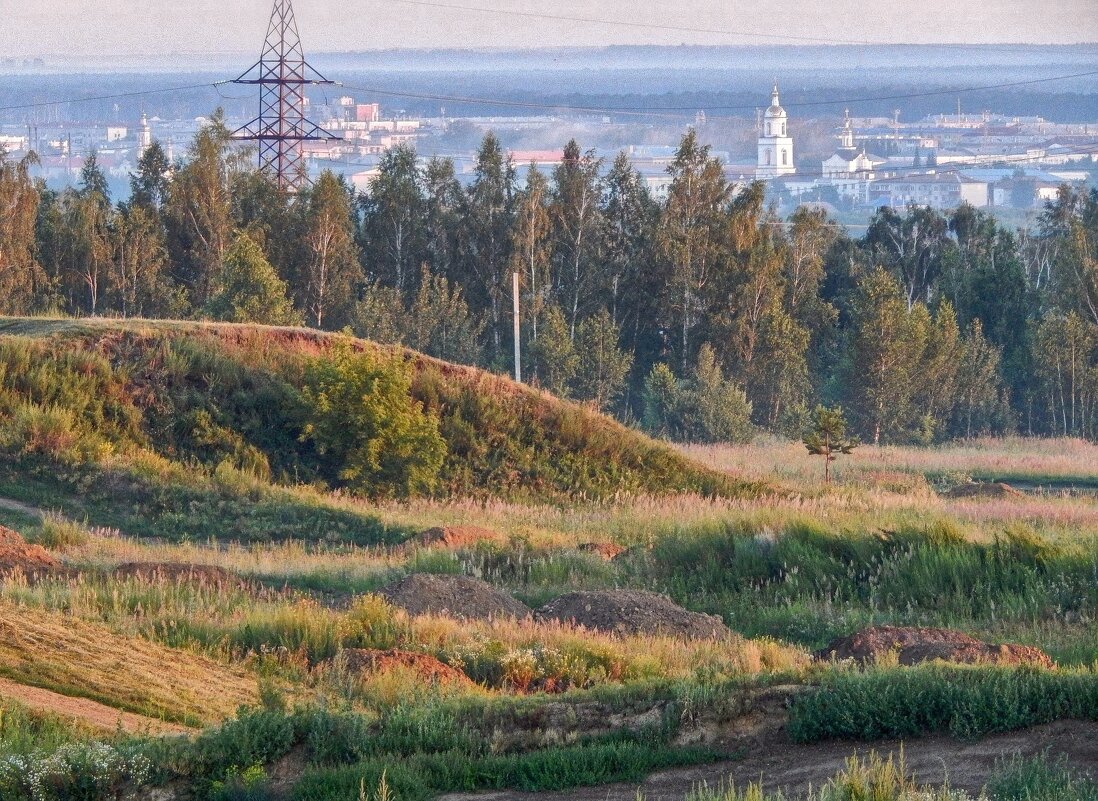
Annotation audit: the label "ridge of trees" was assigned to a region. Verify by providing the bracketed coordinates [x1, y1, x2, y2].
[2, 112, 1097, 442]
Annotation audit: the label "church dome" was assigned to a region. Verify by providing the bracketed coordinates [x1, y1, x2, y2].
[765, 85, 787, 119]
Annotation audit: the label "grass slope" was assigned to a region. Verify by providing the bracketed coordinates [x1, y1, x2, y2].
[0, 318, 757, 545]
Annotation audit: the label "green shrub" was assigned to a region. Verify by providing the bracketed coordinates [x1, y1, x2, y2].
[209, 764, 271, 801]
[302, 343, 446, 499]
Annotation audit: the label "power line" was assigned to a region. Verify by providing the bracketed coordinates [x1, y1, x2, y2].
[388, 0, 1098, 54]
[0, 82, 231, 114]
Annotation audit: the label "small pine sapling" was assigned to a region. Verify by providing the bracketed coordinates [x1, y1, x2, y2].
[803, 405, 857, 484]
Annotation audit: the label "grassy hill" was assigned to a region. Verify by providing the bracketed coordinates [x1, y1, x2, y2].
[0, 317, 758, 544]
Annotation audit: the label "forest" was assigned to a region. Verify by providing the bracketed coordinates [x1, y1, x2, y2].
[1, 108, 1097, 444]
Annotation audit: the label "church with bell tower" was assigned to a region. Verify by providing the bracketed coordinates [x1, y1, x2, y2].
[756, 85, 796, 178]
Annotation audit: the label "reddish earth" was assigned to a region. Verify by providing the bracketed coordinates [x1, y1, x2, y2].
[0, 676, 192, 736]
[416, 525, 503, 549]
[380, 573, 531, 620]
[113, 561, 245, 588]
[536, 590, 732, 640]
[815, 625, 1055, 668]
[438, 720, 1098, 800]
[0, 526, 60, 576]
[339, 648, 473, 686]
[577, 542, 628, 561]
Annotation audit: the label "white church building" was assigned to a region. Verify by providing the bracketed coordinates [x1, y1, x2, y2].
[756, 85, 796, 179]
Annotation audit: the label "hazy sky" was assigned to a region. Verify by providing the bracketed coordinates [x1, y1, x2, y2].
[5, 0, 1098, 57]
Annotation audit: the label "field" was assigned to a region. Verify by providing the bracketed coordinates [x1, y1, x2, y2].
[0, 319, 1097, 801]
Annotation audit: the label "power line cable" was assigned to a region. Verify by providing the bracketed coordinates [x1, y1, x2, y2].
[0, 81, 231, 114]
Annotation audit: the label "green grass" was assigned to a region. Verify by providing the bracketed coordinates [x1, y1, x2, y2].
[788, 664, 1098, 742]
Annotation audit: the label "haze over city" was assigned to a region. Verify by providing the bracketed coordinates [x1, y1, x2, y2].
[4, 0, 1098, 58]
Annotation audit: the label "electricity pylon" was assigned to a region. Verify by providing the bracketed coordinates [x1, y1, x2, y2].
[232, 0, 339, 193]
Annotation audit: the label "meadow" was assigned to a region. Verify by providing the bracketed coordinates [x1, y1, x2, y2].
[0, 320, 1096, 800]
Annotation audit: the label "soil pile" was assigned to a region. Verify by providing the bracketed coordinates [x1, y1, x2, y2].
[577, 542, 628, 561]
[379, 573, 531, 620]
[537, 590, 732, 640]
[416, 525, 502, 549]
[815, 626, 1054, 668]
[943, 482, 1022, 499]
[339, 648, 473, 686]
[0, 526, 60, 576]
[113, 562, 245, 588]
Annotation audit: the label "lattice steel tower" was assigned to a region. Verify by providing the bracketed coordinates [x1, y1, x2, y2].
[232, 0, 338, 193]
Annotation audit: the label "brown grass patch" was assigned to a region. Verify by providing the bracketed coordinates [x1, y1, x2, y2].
[0, 600, 257, 725]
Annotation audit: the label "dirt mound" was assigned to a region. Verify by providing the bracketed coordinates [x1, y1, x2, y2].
[113, 562, 245, 588]
[0, 526, 60, 576]
[815, 626, 1054, 668]
[379, 573, 531, 620]
[416, 525, 502, 549]
[577, 542, 628, 561]
[943, 482, 1022, 499]
[536, 590, 732, 640]
[339, 648, 473, 686]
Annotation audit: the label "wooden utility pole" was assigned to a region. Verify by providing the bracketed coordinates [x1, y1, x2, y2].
[512, 271, 522, 383]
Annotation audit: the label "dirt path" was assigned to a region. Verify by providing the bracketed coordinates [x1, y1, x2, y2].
[439, 721, 1098, 801]
[0, 497, 45, 520]
[0, 676, 194, 736]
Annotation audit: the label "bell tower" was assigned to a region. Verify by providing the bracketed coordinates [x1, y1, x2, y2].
[757, 84, 796, 178]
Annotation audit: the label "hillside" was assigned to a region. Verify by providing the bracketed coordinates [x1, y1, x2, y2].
[0, 317, 757, 544]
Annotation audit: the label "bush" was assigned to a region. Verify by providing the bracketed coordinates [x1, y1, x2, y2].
[302, 343, 446, 499]
[0, 742, 152, 801]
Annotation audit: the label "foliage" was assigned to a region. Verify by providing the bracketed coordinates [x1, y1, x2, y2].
[301, 342, 446, 498]
[205, 233, 302, 326]
[803, 405, 857, 483]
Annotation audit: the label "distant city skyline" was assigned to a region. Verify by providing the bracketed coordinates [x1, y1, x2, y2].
[5, 0, 1098, 58]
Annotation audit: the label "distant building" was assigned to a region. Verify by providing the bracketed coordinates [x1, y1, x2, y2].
[871, 173, 989, 209]
[757, 85, 795, 179]
[137, 113, 152, 153]
[822, 111, 887, 179]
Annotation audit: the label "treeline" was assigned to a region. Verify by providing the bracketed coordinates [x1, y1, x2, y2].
[1, 110, 1097, 443]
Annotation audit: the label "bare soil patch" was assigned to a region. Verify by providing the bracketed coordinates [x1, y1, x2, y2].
[943, 481, 1022, 499]
[416, 525, 503, 549]
[536, 591, 732, 640]
[338, 648, 473, 686]
[379, 573, 531, 620]
[815, 625, 1055, 668]
[0, 525, 60, 576]
[113, 561, 245, 588]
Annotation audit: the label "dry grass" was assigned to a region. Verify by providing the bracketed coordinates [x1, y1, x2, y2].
[0, 598, 257, 725]
[683, 437, 1098, 487]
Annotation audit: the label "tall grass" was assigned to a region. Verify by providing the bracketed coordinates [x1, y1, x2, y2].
[788, 664, 1098, 742]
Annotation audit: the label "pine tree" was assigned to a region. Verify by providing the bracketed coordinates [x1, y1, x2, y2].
[803, 405, 857, 484]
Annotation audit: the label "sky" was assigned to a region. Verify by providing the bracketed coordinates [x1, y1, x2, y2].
[4, 0, 1098, 58]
